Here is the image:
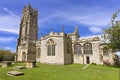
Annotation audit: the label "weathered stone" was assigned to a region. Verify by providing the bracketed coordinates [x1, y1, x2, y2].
[7, 71, 24, 76]
[2, 61, 12, 68]
[26, 61, 36, 68]
[16, 3, 37, 62]
[16, 4, 115, 65]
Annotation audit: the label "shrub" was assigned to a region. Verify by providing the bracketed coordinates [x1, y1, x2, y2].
[103, 60, 111, 66]
[0, 49, 15, 62]
[91, 62, 96, 65]
[113, 54, 119, 66]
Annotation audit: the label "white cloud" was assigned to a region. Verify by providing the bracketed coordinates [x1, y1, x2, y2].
[3, 8, 19, 19]
[0, 46, 16, 52]
[0, 37, 16, 42]
[39, 7, 112, 29]
[4, 47, 14, 51]
[63, 10, 112, 27]
[0, 8, 20, 34]
[0, 37, 17, 52]
[89, 26, 103, 34]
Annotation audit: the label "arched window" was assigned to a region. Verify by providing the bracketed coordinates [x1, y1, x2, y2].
[83, 43, 92, 54]
[47, 39, 55, 56]
[74, 44, 82, 54]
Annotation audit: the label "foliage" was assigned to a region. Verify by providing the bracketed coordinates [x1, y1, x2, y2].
[0, 63, 119, 80]
[104, 9, 120, 52]
[113, 54, 119, 66]
[0, 49, 15, 62]
[103, 60, 111, 66]
[91, 62, 96, 65]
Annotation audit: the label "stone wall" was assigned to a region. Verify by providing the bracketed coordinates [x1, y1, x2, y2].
[73, 39, 104, 64]
[64, 36, 73, 65]
[40, 36, 64, 64]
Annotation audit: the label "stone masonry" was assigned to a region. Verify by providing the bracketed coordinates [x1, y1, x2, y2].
[17, 4, 115, 65]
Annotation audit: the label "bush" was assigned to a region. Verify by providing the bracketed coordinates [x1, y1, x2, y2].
[103, 60, 111, 66]
[91, 62, 96, 65]
[113, 54, 119, 66]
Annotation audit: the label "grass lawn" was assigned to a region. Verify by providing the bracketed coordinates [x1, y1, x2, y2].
[0, 62, 119, 80]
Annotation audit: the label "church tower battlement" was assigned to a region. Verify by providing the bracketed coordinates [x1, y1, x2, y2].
[17, 3, 38, 62]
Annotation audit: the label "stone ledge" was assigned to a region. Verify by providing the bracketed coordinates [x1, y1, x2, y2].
[26, 61, 36, 68]
[7, 71, 24, 76]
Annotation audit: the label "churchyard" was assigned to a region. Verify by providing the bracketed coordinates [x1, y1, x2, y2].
[0, 62, 119, 80]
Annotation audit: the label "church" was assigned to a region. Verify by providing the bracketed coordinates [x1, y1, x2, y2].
[16, 4, 115, 65]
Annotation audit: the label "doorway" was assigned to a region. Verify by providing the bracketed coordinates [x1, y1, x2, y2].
[86, 56, 90, 64]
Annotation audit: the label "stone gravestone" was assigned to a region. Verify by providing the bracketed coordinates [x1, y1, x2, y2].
[2, 61, 12, 68]
[7, 71, 24, 76]
[26, 60, 36, 68]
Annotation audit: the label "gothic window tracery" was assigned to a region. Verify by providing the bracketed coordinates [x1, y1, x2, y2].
[74, 44, 82, 54]
[47, 39, 55, 56]
[83, 43, 92, 54]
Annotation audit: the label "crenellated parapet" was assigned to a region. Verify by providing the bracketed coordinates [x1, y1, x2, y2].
[40, 31, 65, 40]
[80, 36, 100, 43]
[22, 3, 38, 15]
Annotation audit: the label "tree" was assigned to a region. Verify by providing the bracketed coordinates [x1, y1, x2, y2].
[0, 49, 15, 62]
[104, 9, 120, 52]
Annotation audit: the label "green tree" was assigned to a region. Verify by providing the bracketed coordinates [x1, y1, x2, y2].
[104, 9, 120, 52]
[0, 49, 15, 62]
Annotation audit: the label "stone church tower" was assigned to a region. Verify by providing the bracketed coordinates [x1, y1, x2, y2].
[17, 3, 38, 62]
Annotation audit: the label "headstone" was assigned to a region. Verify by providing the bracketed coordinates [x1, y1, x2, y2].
[2, 61, 12, 68]
[7, 71, 24, 76]
[26, 61, 36, 68]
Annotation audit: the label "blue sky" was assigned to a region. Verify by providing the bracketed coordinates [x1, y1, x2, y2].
[0, 0, 120, 52]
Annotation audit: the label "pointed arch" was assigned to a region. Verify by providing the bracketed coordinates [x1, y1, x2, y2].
[47, 39, 55, 56]
[83, 43, 92, 54]
[74, 44, 82, 54]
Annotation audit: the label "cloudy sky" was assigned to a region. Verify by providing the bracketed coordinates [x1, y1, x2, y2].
[0, 0, 120, 52]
